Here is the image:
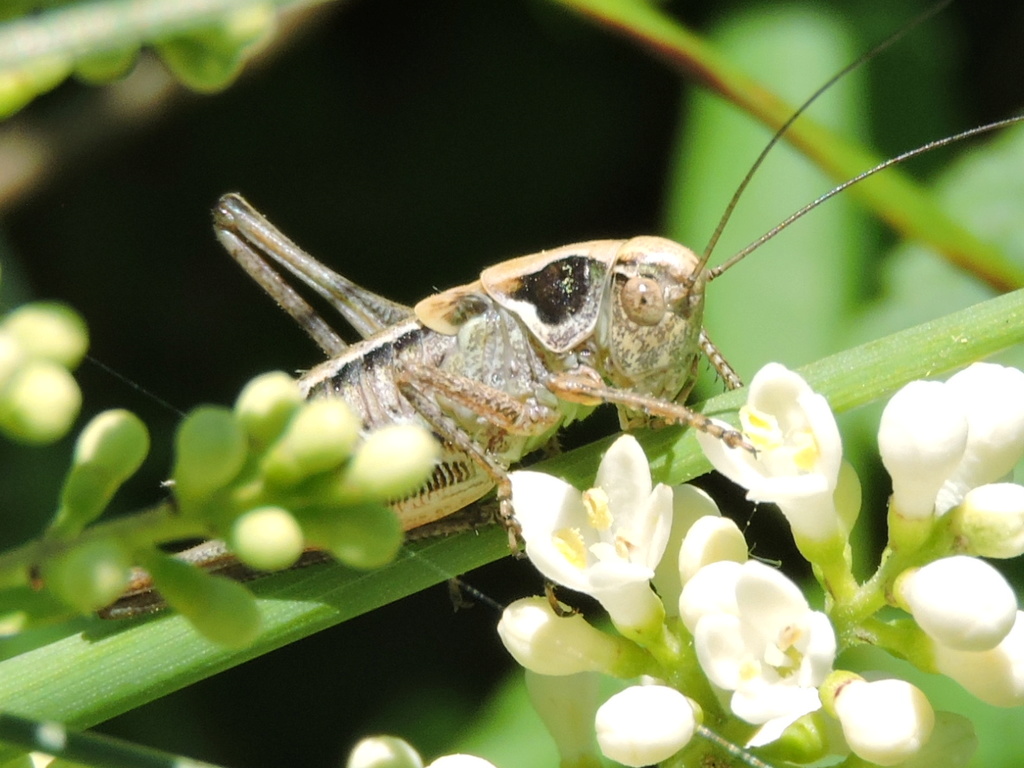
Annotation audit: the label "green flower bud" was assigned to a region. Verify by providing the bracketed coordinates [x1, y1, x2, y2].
[756, 710, 830, 764]
[339, 424, 439, 501]
[155, 5, 276, 92]
[0, 360, 81, 443]
[44, 538, 131, 614]
[141, 550, 261, 648]
[262, 399, 360, 486]
[73, 409, 150, 470]
[230, 506, 304, 572]
[234, 371, 302, 447]
[51, 410, 150, 537]
[0, 302, 88, 368]
[302, 503, 402, 570]
[172, 406, 247, 502]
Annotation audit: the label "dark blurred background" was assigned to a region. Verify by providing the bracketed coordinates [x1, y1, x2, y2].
[0, 0, 1022, 765]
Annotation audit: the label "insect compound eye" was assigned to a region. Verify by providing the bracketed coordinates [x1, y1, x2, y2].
[620, 275, 666, 326]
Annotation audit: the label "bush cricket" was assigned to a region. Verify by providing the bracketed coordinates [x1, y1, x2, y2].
[98, 3, 1023, 619]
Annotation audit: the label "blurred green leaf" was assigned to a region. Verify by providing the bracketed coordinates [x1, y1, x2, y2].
[664, 4, 870, 384]
[0, 0, 303, 117]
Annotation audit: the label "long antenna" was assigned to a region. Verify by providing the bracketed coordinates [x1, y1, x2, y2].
[709, 115, 1024, 279]
[694, 0, 955, 276]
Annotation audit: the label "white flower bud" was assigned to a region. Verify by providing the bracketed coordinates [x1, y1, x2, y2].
[897, 556, 1016, 651]
[678, 514, 747, 585]
[833, 679, 934, 766]
[347, 736, 423, 768]
[937, 363, 1024, 513]
[878, 380, 967, 519]
[934, 610, 1024, 707]
[497, 597, 647, 677]
[954, 483, 1024, 558]
[594, 685, 695, 767]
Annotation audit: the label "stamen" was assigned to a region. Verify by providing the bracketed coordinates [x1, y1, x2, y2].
[583, 487, 612, 530]
[740, 406, 783, 452]
[552, 527, 588, 568]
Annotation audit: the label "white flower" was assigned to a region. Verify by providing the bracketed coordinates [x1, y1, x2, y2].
[696, 364, 845, 543]
[510, 435, 673, 632]
[936, 363, 1024, 513]
[594, 685, 695, 767]
[934, 610, 1024, 707]
[691, 561, 836, 724]
[497, 597, 648, 677]
[678, 560, 742, 634]
[954, 482, 1024, 558]
[897, 556, 1017, 651]
[878, 380, 968, 519]
[832, 678, 934, 766]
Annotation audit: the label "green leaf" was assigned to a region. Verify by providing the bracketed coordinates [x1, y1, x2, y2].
[0, 0, 300, 116]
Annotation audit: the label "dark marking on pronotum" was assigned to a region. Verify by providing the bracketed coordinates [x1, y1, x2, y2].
[510, 255, 592, 325]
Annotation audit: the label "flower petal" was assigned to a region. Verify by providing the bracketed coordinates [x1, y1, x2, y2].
[594, 434, 653, 523]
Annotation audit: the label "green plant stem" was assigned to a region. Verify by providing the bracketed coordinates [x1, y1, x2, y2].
[0, 501, 202, 590]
